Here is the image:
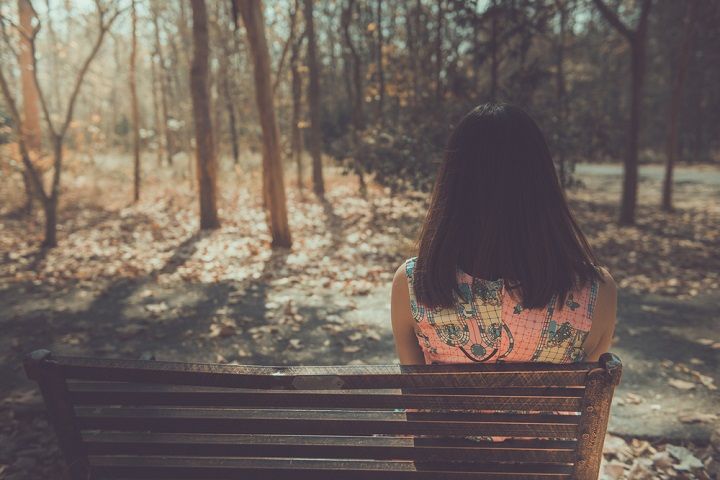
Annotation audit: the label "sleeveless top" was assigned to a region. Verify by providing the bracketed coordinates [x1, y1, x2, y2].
[404, 257, 599, 365]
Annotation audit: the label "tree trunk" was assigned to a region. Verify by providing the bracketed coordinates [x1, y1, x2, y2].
[290, 0, 305, 193]
[303, 0, 325, 198]
[130, 0, 141, 202]
[555, 0, 569, 188]
[593, 0, 652, 225]
[189, 0, 220, 230]
[223, 76, 240, 165]
[151, 52, 163, 166]
[434, 0, 443, 103]
[152, 4, 174, 166]
[18, 0, 42, 151]
[661, 0, 697, 212]
[343, 0, 364, 130]
[490, 0, 498, 101]
[238, 0, 292, 248]
[342, 0, 367, 197]
[42, 138, 63, 248]
[376, 0, 385, 121]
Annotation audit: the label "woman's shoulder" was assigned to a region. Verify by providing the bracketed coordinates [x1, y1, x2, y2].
[594, 266, 617, 316]
[394, 256, 418, 282]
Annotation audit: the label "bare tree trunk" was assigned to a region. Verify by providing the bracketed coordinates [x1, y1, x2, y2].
[290, 0, 305, 193]
[190, 0, 220, 230]
[593, 0, 652, 226]
[303, 0, 325, 198]
[18, 0, 41, 150]
[223, 76, 240, 165]
[490, 0, 498, 101]
[376, 0, 385, 121]
[434, 0, 443, 103]
[343, 0, 364, 130]
[151, 3, 173, 166]
[342, 0, 367, 196]
[130, 0, 141, 202]
[238, 0, 292, 248]
[661, 0, 698, 212]
[18, 0, 41, 212]
[555, 0, 569, 188]
[150, 53, 163, 166]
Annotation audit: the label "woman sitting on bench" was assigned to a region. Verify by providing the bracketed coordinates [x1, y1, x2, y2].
[391, 102, 617, 369]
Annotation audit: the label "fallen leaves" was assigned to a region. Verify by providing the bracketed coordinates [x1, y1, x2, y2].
[668, 378, 696, 391]
[602, 434, 712, 480]
[677, 412, 718, 424]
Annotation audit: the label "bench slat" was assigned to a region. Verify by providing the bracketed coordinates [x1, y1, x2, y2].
[76, 407, 579, 438]
[82, 432, 578, 463]
[89, 456, 573, 479]
[68, 383, 583, 411]
[53, 356, 589, 388]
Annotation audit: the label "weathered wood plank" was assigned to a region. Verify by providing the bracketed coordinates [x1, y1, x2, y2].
[75, 407, 579, 437]
[82, 432, 578, 463]
[51, 356, 590, 388]
[68, 383, 582, 411]
[89, 456, 574, 479]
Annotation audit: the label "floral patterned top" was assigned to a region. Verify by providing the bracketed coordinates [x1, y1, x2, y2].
[404, 257, 599, 365]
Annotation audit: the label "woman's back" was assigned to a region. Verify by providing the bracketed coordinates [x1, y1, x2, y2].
[403, 256, 599, 365]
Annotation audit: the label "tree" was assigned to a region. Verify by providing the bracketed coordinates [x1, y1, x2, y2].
[375, 0, 386, 119]
[0, 0, 121, 248]
[129, 0, 140, 202]
[303, 0, 325, 197]
[189, 0, 220, 230]
[237, 0, 292, 248]
[661, 0, 698, 212]
[17, 0, 40, 150]
[150, 1, 173, 166]
[289, 0, 305, 193]
[593, 0, 652, 225]
[15, 0, 41, 213]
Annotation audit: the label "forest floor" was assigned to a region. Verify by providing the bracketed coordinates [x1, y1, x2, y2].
[0, 153, 719, 479]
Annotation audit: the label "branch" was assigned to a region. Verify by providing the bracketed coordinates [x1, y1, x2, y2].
[272, 0, 298, 95]
[0, 16, 20, 60]
[592, 0, 633, 40]
[57, 3, 124, 138]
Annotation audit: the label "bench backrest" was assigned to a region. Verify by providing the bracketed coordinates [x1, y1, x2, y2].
[24, 350, 621, 480]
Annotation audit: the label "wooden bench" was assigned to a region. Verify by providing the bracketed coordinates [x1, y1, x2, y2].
[24, 349, 621, 480]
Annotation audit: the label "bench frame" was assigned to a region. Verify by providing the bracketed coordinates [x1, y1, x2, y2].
[24, 350, 622, 480]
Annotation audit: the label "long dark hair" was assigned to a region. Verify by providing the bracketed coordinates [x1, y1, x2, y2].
[414, 103, 600, 310]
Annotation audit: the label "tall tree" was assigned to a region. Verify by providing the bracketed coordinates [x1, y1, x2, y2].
[189, 0, 220, 229]
[342, 0, 364, 130]
[129, 0, 141, 202]
[17, 0, 40, 150]
[289, 0, 305, 193]
[0, 0, 121, 248]
[376, 0, 385, 120]
[554, 0, 570, 188]
[593, 0, 652, 225]
[434, 0, 443, 102]
[16, 0, 41, 213]
[661, 0, 698, 212]
[151, 1, 173, 166]
[303, 0, 325, 197]
[236, 0, 292, 248]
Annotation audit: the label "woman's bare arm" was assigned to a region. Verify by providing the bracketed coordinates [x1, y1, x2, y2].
[391, 264, 426, 365]
[582, 268, 618, 362]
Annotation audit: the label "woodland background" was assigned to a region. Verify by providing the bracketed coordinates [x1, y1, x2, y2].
[0, 0, 719, 479]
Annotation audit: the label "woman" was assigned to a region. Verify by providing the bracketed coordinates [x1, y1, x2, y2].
[391, 103, 616, 366]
